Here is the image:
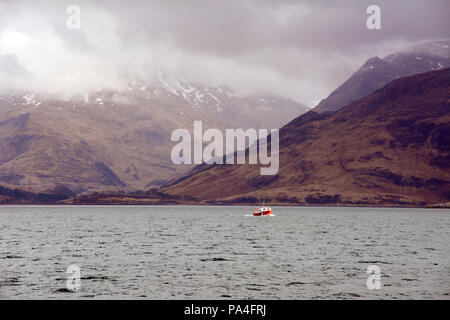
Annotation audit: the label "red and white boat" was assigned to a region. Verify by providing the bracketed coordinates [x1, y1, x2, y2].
[253, 201, 272, 216]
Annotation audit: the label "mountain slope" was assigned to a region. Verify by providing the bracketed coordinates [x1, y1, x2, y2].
[313, 40, 450, 113]
[162, 68, 450, 206]
[0, 77, 308, 194]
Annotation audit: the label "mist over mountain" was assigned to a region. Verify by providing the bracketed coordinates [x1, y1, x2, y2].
[0, 39, 447, 197]
[313, 40, 450, 113]
[1, 1, 449, 105]
[0, 73, 307, 194]
[1, 1, 449, 201]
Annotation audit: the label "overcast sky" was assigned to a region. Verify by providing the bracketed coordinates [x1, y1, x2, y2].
[0, 0, 448, 106]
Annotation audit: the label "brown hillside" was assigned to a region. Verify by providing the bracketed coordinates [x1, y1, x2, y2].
[162, 69, 450, 206]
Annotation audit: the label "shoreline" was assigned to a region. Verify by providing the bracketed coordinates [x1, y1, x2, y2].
[1, 202, 449, 209]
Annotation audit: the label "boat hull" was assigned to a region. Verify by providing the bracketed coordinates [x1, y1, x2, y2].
[253, 208, 272, 216]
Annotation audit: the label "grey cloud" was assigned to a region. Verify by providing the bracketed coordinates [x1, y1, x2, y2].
[0, 0, 448, 105]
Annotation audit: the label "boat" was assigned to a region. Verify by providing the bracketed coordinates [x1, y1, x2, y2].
[253, 200, 272, 216]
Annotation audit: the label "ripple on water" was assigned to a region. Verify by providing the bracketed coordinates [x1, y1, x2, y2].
[0, 206, 448, 299]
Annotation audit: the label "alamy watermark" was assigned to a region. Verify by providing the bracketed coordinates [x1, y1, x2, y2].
[65, 4, 380, 31]
[366, 5, 381, 30]
[366, 265, 381, 290]
[66, 264, 81, 291]
[171, 121, 279, 175]
[66, 5, 81, 30]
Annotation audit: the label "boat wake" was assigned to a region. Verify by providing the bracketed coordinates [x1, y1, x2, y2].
[244, 214, 275, 217]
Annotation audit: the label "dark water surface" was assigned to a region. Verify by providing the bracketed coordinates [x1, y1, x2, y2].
[0, 206, 449, 299]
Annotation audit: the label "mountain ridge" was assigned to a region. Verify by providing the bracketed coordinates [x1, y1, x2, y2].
[313, 40, 450, 113]
[160, 68, 450, 206]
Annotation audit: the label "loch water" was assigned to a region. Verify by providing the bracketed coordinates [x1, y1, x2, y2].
[0, 205, 448, 299]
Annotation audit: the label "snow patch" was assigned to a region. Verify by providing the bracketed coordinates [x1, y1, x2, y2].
[22, 93, 36, 105]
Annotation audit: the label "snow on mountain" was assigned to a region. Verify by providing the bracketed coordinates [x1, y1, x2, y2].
[0, 71, 309, 194]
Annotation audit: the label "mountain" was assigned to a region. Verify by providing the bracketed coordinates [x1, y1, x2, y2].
[0, 76, 308, 194]
[313, 40, 450, 113]
[151, 74, 310, 128]
[161, 68, 450, 206]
